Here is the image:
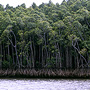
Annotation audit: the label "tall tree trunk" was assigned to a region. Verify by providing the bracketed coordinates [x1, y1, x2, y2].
[0, 43, 2, 69]
[7, 31, 20, 68]
[25, 51, 30, 68]
[12, 46, 15, 65]
[57, 43, 62, 68]
[42, 45, 44, 67]
[39, 45, 41, 66]
[15, 45, 20, 68]
[55, 42, 58, 68]
[44, 33, 48, 61]
[20, 48, 23, 68]
[56, 53, 58, 68]
[3, 43, 5, 61]
[76, 55, 79, 69]
[72, 40, 89, 67]
[29, 56, 31, 68]
[8, 44, 10, 68]
[32, 35, 35, 60]
[87, 53, 90, 68]
[69, 48, 72, 69]
[80, 56, 84, 68]
[66, 47, 69, 69]
[30, 37, 34, 68]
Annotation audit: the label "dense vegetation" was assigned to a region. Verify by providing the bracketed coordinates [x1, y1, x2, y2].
[0, 0, 90, 69]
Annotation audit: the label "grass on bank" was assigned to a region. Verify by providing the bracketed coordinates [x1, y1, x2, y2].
[0, 69, 90, 78]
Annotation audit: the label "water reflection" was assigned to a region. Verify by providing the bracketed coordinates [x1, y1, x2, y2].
[0, 79, 90, 90]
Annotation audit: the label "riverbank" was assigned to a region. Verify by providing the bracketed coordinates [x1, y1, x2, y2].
[0, 69, 90, 79]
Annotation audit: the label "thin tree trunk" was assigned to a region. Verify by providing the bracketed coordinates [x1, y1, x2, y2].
[30, 37, 34, 68]
[0, 43, 2, 69]
[66, 47, 69, 69]
[39, 45, 41, 65]
[8, 44, 10, 68]
[12, 46, 15, 65]
[77, 56, 79, 69]
[26, 51, 30, 68]
[3, 43, 5, 61]
[29, 56, 31, 68]
[15, 45, 20, 68]
[87, 53, 90, 68]
[7, 31, 20, 68]
[55, 42, 58, 68]
[56, 53, 58, 68]
[20, 48, 23, 68]
[57, 43, 62, 68]
[42, 45, 44, 67]
[44, 33, 48, 59]
[72, 40, 89, 67]
[69, 48, 72, 69]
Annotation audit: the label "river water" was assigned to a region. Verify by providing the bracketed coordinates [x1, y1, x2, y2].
[0, 79, 90, 90]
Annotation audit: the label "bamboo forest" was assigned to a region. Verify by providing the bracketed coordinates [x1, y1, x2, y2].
[0, 0, 90, 69]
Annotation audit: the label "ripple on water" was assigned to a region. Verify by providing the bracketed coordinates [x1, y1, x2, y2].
[0, 79, 90, 90]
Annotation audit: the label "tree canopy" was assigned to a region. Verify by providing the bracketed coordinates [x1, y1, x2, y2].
[0, 0, 90, 69]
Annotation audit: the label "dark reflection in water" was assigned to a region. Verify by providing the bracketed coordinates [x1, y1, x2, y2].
[0, 78, 90, 90]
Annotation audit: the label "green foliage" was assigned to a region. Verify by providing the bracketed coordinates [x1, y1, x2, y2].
[46, 57, 56, 68]
[0, 4, 4, 11]
[2, 60, 9, 68]
[79, 48, 87, 55]
[68, 34, 80, 41]
[0, 0, 90, 69]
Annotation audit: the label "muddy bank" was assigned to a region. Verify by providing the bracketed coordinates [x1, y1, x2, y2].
[0, 69, 90, 79]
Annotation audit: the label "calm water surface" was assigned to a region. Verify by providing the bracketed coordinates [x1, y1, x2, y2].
[0, 78, 90, 90]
